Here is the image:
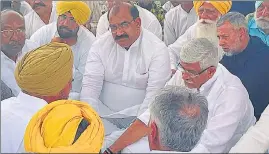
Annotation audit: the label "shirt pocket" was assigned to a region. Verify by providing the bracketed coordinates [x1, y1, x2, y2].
[135, 72, 149, 89]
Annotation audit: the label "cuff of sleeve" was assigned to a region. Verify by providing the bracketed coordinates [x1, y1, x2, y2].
[138, 109, 150, 125]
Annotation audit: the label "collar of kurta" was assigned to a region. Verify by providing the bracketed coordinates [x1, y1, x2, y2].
[1, 51, 17, 65]
[120, 29, 143, 51]
[199, 64, 221, 93]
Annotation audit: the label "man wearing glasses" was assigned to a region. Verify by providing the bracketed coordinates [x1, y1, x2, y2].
[80, 2, 170, 137]
[1, 9, 37, 98]
[104, 38, 255, 153]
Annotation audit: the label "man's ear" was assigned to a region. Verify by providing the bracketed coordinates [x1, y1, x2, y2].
[149, 121, 158, 144]
[134, 17, 141, 27]
[207, 66, 217, 78]
[239, 27, 248, 40]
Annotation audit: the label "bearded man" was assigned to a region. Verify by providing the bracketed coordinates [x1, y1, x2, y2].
[168, 1, 232, 74]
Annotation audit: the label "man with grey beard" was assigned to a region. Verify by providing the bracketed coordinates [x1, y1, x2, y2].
[168, 1, 232, 74]
[217, 12, 269, 120]
[246, 1, 269, 46]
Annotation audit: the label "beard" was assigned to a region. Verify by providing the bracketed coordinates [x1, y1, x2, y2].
[57, 26, 78, 39]
[195, 19, 224, 61]
[255, 12, 269, 32]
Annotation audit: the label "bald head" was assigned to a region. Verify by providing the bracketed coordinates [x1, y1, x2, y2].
[1, 9, 26, 61]
[1, 9, 24, 23]
[108, 2, 139, 21]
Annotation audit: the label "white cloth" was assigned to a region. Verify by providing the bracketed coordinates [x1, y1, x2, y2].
[164, 5, 197, 45]
[96, 5, 162, 40]
[20, 1, 32, 16]
[24, 1, 57, 39]
[1, 40, 38, 96]
[29, 22, 96, 100]
[230, 104, 269, 153]
[119, 64, 255, 153]
[80, 28, 171, 134]
[1, 92, 47, 153]
[162, 1, 175, 13]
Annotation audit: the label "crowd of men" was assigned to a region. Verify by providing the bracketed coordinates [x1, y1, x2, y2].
[1, 0, 269, 153]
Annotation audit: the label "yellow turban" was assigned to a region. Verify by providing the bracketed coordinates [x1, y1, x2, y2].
[24, 100, 105, 153]
[15, 42, 73, 96]
[193, 1, 232, 15]
[56, 1, 91, 25]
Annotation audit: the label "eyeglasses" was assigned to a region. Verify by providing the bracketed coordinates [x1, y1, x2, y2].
[109, 19, 135, 33]
[1, 29, 25, 38]
[177, 62, 212, 78]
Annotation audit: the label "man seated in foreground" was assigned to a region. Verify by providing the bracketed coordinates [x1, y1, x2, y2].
[1, 42, 73, 153]
[109, 85, 208, 153]
[104, 38, 256, 153]
[24, 100, 104, 153]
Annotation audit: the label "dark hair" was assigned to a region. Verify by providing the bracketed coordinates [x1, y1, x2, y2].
[107, 4, 139, 21]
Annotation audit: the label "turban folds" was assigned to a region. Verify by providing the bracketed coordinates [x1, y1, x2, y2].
[56, 1, 91, 25]
[15, 42, 73, 96]
[193, 1, 232, 15]
[255, 1, 263, 10]
[24, 100, 105, 153]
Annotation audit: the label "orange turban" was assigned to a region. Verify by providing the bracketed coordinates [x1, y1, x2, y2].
[193, 1, 232, 15]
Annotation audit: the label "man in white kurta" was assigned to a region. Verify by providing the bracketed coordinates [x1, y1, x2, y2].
[30, 1, 95, 100]
[96, 1, 162, 40]
[164, 2, 197, 45]
[80, 3, 170, 135]
[168, 1, 232, 72]
[1, 9, 38, 97]
[24, 0, 57, 38]
[103, 38, 255, 153]
[1, 42, 73, 153]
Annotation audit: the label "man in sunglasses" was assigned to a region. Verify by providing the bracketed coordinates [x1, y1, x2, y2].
[1, 9, 37, 98]
[80, 2, 170, 137]
[104, 38, 255, 153]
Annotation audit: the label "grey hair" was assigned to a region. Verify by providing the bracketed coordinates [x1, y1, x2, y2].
[150, 85, 209, 152]
[217, 12, 248, 30]
[180, 38, 219, 70]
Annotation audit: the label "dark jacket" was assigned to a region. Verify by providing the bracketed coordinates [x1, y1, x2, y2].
[220, 36, 269, 120]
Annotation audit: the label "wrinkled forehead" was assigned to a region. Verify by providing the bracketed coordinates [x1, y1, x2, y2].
[1, 12, 25, 28]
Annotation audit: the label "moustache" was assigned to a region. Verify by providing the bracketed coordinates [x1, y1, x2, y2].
[59, 26, 72, 32]
[33, 2, 46, 9]
[115, 34, 129, 40]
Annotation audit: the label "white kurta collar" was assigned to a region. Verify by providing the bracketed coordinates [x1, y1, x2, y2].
[199, 64, 221, 94]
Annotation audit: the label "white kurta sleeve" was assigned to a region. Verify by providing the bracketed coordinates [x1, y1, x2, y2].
[80, 43, 105, 112]
[229, 105, 269, 153]
[192, 88, 250, 153]
[137, 46, 171, 116]
[164, 15, 176, 46]
[168, 24, 194, 70]
[29, 25, 51, 46]
[147, 19, 162, 40]
[96, 13, 109, 38]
